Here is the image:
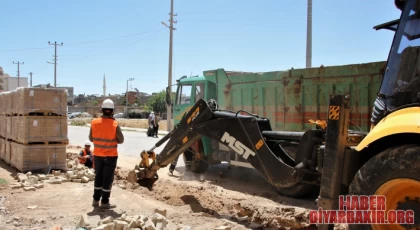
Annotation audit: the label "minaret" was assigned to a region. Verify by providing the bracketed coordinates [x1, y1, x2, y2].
[103, 74, 106, 96]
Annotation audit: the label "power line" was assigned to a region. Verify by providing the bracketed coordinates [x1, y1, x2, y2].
[0, 24, 161, 53]
[65, 23, 161, 47]
[47, 41, 63, 88]
[12, 61, 24, 87]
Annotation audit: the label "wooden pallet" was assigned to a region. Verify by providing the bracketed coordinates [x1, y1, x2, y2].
[12, 111, 66, 117]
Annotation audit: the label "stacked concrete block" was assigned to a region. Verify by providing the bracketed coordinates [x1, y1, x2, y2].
[0, 88, 68, 172]
[10, 116, 68, 144]
[12, 87, 68, 115]
[10, 143, 67, 172]
[0, 138, 4, 162]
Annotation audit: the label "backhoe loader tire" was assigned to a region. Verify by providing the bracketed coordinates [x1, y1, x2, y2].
[348, 144, 420, 230]
[276, 183, 319, 198]
[183, 148, 209, 174]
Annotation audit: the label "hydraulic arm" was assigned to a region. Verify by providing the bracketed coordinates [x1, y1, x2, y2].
[128, 98, 350, 195]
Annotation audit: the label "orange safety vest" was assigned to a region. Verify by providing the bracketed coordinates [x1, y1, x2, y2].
[79, 149, 89, 164]
[91, 117, 119, 157]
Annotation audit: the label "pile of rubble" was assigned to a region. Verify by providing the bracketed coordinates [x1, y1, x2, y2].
[76, 208, 220, 230]
[8, 165, 95, 191]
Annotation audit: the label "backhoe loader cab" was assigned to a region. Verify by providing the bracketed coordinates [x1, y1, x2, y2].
[370, 0, 420, 126]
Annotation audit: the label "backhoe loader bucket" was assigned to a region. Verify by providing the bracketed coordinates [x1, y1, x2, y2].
[128, 100, 215, 188]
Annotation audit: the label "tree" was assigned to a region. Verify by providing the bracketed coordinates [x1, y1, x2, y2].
[146, 90, 166, 113]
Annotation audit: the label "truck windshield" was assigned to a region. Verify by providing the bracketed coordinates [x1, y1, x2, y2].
[379, 0, 420, 108]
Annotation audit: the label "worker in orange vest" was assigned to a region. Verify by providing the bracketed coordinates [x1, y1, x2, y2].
[78, 140, 93, 168]
[89, 99, 124, 209]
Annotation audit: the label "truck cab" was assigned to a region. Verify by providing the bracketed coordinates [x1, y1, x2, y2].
[167, 74, 228, 173]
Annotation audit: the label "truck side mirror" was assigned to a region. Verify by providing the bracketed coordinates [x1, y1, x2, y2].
[165, 87, 173, 106]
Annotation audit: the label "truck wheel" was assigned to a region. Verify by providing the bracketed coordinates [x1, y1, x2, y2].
[183, 148, 209, 174]
[276, 183, 319, 198]
[348, 144, 420, 230]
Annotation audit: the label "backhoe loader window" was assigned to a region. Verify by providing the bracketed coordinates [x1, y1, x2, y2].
[379, 0, 420, 108]
[176, 84, 192, 105]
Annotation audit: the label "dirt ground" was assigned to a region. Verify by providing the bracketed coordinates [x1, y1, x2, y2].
[0, 146, 334, 230]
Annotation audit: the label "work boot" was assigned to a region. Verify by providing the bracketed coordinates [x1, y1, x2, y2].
[100, 203, 117, 209]
[168, 169, 174, 176]
[92, 200, 99, 207]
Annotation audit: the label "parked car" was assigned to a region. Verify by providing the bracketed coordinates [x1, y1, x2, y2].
[113, 113, 124, 118]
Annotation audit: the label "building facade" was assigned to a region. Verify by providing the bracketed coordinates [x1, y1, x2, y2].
[0, 75, 29, 92]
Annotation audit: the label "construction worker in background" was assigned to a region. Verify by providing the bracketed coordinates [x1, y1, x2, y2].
[89, 99, 124, 209]
[78, 140, 93, 168]
[147, 111, 155, 137]
[152, 112, 160, 138]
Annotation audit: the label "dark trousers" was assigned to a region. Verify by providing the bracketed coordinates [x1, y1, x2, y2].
[84, 159, 93, 168]
[153, 124, 159, 136]
[93, 156, 118, 204]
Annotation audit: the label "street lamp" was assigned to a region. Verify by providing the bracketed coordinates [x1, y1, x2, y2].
[126, 78, 134, 118]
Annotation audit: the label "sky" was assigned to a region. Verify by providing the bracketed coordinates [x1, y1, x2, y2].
[0, 0, 402, 96]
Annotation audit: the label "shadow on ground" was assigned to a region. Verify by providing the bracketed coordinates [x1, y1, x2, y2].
[173, 163, 317, 210]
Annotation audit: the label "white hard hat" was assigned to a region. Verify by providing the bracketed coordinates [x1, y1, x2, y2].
[85, 140, 91, 146]
[151, 111, 154, 114]
[102, 99, 114, 109]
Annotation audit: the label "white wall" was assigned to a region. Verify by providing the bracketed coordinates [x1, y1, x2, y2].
[3, 77, 29, 91]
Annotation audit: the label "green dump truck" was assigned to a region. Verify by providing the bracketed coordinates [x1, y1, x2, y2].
[166, 61, 386, 173]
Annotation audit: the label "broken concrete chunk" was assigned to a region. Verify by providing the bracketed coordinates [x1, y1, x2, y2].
[27, 177, 38, 185]
[154, 208, 167, 217]
[23, 186, 36, 191]
[94, 223, 114, 230]
[87, 215, 101, 228]
[72, 179, 82, 183]
[33, 184, 44, 189]
[37, 174, 47, 180]
[180, 226, 192, 230]
[76, 164, 84, 170]
[144, 219, 156, 230]
[152, 213, 166, 224]
[248, 223, 263, 229]
[77, 171, 85, 179]
[66, 171, 74, 177]
[214, 226, 231, 230]
[100, 216, 113, 224]
[79, 214, 90, 227]
[61, 178, 71, 183]
[16, 173, 28, 182]
[21, 182, 32, 187]
[48, 179, 62, 184]
[128, 220, 140, 228]
[114, 220, 128, 230]
[53, 170, 61, 176]
[70, 175, 78, 180]
[9, 184, 23, 189]
[81, 176, 90, 183]
[118, 184, 126, 189]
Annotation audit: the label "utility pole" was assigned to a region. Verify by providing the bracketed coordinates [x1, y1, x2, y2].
[306, 0, 312, 68]
[126, 78, 134, 118]
[47, 41, 63, 87]
[13, 61, 24, 87]
[28, 72, 34, 87]
[162, 0, 177, 131]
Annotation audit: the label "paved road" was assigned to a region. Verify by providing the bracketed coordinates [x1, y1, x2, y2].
[68, 126, 185, 167]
